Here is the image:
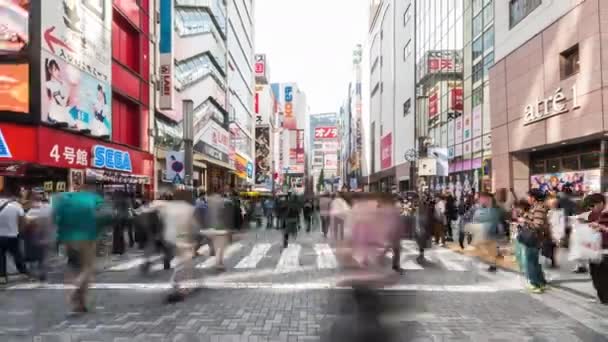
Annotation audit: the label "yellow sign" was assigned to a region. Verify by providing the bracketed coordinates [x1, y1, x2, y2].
[43, 181, 53, 192]
[56, 182, 66, 192]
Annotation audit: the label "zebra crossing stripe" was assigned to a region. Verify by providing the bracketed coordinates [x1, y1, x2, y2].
[431, 249, 468, 271]
[196, 243, 243, 269]
[275, 244, 301, 273]
[314, 243, 338, 269]
[151, 258, 179, 272]
[108, 255, 161, 271]
[235, 243, 272, 269]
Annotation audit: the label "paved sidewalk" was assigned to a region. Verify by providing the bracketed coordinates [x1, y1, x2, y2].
[445, 241, 596, 298]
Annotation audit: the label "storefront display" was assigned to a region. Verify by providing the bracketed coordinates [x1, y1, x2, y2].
[530, 170, 600, 196]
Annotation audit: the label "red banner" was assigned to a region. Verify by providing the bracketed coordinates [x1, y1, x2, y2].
[380, 133, 392, 170]
[428, 92, 438, 118]
[451, 88, 463, 111]
[314, 126, 337, 139]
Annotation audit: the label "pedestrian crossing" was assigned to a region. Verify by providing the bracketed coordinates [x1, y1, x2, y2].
[103, 240, 485, 274]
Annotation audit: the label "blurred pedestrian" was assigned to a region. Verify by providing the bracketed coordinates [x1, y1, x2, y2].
[0, 188, 28, 285]
[472, 192, 500, 272]
[320, 194, 332, 238]
[585, 193, 608, 304]
[303, 199, 313, 232]
[24, 190, 54, 281]
[283, 193, 301, 248]
[330, 193, 349, 241]
[517, 189, 549, 293]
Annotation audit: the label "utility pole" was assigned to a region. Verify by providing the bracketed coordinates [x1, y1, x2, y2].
[183, 100, 194, 201]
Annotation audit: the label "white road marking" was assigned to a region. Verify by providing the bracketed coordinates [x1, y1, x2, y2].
[314, 243, 338, 269]
[234, 243, 272, 269]
[275, 244, 301, 273]
[400, 259, 424, 270]
[107, 255, 161, 271]
[196, 243, 243, 269]
[5, 281, 519, 292]
[150, 258, 179, 272]
[429, 249, 468, 271]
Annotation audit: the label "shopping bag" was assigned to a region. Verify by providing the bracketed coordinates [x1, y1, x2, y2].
[568, 221, 603, 263]
[548, 209, 566, 242]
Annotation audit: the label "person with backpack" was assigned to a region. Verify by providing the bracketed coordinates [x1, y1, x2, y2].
[0, 188, 29, 285]
[283, 193, 301, 248]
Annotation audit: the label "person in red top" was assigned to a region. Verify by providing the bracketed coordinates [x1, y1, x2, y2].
[584, 193, 608, 304]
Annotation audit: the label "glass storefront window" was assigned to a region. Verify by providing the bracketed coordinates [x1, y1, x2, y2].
[531, 160, 545, 174]
[472, 61, 483, 84]
[472, 0, 483, 15]
[562, 156, 579, 171]
[483, 0, 494, 27]
[547, 159, 560, 173]
[483, 52, 494, 76]
[581, 152, 600, 170]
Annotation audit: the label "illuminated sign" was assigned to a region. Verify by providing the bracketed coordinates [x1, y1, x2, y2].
[92, 145, 132, 172]
[314, 126, 338, 139]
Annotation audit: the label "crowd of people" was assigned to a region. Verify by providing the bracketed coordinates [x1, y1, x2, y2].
[0, 184, 607, 314]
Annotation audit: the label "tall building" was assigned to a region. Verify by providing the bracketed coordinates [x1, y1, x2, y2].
[310, 113, 339, 193]
[154, 0, 231, 194]
[366, 0, 416, 192]
[271, 83, 307, 192]
[227, 0, 256, 187]
[0, 1, 154, 195]
[490, 0, 608, 196]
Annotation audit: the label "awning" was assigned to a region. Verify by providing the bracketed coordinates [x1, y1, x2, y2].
[85, 168, 151, 185]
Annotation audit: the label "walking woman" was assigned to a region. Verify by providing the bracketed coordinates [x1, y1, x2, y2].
[583, 193, 608, 304]
[517, 189, 549, 293]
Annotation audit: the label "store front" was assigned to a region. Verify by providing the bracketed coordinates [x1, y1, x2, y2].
[0, 123, 154, 197]
[489, 9, 608, 196]
[194, 140, 234, 194]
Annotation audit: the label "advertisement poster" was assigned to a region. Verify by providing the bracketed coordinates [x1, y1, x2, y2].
[0, 63, 28, 113]
[0, 0, 29, 54]
[428, 87, 438, 119]
[455, 117, 463, 144]
[472, 105, 482, 138]
[483, 134, 492, 155]
[283, 85, 296, 130]
[429, 147, 449, 177]
[380, 133, 392, 170]
[450, 87, 463, 111]
[165, 151, 185, 184]
[463, 140, 472, 156]
[463, 111, 472, 141]
[254, 54, 266, 78]
[255, 127, 271, 185]
[235, 154, 248, 179]
[199, 120, 230, 154]
[324, 153, 338, 169]
[41, 51, 112, 137]
[530, 169, 600, 196]
[454, 144, 463, 157]
[473, 137, 482, 153]
[447, 119, 455, 146]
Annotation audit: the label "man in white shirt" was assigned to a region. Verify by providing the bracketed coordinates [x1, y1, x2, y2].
[0, 192, 28, 284]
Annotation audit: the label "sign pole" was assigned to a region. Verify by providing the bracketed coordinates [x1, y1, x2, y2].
[183, 100, 194, 199]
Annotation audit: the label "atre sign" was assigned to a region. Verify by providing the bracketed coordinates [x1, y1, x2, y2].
[523, 85, 580, 125]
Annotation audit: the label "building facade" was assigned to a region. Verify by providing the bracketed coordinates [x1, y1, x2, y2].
[227, 0, 256, 187]
[310, 113, 339, 193]
[153, 0, 231, 194]
[0, 0, 154, 196]
[490, 0, 608, 197]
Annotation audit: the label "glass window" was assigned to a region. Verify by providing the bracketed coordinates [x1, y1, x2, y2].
[472, 61, 483, 84]
[562, 156, 579, 171]
[560, 44, 580, 79]
[483, 52, 494, 76]
[472, 86, 483, 107]
[531, 160, 545, 174]
[547, 158, 560, 173]
[581, 152, 600, 170]
[404, 40, 412, 60]
[483, 26, 494, 53]
[510, 0, 542, 28]
[403, 4, 411, 26]
[473, 13, 482, 38]
[472, 36, 483, 61]
[473, 0, 483, 15]
[483, 0, 494, 27]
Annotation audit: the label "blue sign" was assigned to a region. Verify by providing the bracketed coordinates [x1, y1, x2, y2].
[92, 145, 132, 172]
[159, 0, 173, 54]
[284, 86, 293, 102]
[246, 162, 254, 178]
[0, 129, 12, 158]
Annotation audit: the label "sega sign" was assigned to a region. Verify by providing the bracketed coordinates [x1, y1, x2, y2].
[92, 145, 133, 172]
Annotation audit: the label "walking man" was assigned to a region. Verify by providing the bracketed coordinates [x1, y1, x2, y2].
[0, 189, 28, 285]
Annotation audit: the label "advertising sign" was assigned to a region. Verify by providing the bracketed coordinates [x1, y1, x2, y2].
[283, 85, 296, 130]
[314, 126, 337, 139]
[455, 117, 463, 144]
[40, 0, 111, 83]
[254, 54, 266, 78]
[380, 133, 392, 170]
[530, 169, 600, 196]
[235, 154, 248, 179]
[199, 120, 230, 154]
[0, 0, 29, 55]
[427, 50, 463, 74]
[324, 153, 338, 169]
[41, 51, 112, 137]
[165, 151, 185, 184]
[0, 128, 12, 158]
[472, 105, 482, 138]
[463, 111, 472, 141]
[429, 147, 449, 177]
[447, 119, 455, 146]
[473, 137, 482, 153]
[159, 0, 174, 110]
[450, 88, 464, 111]
[0, 63, 28, 113]
[454, 144, 463, 157]
[428, 87, 438, 119]
[255, 127, 271, 185]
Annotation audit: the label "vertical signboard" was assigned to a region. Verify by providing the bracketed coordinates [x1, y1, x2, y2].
[159, 0, 174, 110]
[255, 127, 271, 186]
[380, 133, 392, 170]
[254, 54, 266, 79]
[40, 0, 112, 137]
[283, 85, 296, 130]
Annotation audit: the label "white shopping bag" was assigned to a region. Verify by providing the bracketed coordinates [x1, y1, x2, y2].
[568, 220, 603, 263]
[548, 209, 566, 242]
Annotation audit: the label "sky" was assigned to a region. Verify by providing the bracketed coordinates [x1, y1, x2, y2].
[254, 0, 368, 114]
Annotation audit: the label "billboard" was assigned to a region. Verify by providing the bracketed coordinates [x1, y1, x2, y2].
[314, 126, 337, 139]
[254, 54, 266, 79]
[0, 63, 28, 113]
[41, 51, 112, 137]
[159, 0, 174, 110]
[428, 147, 449, 177]
[380, 133, 392, 170]
[283, 85, 296, 129]
[255, 127, 271, 185]
[200, 120, 230, 154]
[165, 151, 185, 184]
[40, 0, 112, 137]
[427, 50, 463, 74]
[0, 0, 29, 55]
[428, 87, 439, 119]
[530, 169, 600, 196]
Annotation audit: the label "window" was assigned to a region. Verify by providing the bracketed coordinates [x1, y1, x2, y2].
[403, 40, 412, 61]
[483, 26, 494, 53]
[483, 52, 495, 76]
[547, 158, 560, 173]
[560, 44, 580, 79]
[473, 36, 483, 61]
[472, 86, 483, 107]
[403, 4, 411, 26]
[483, 0, 494, 27]
[562, 156, 579, 171]
[581, 152, 600, 170]
[473, 0, 483, 15]
[473, 13, 482, 38]
[472, 61, 483, 84]
[531, 160, 545, 174]
[509, 0, 541, 28]
[403, 98, 411, 116]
